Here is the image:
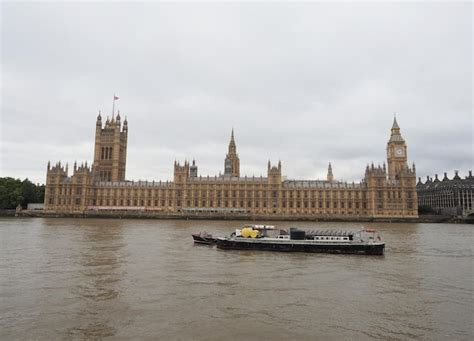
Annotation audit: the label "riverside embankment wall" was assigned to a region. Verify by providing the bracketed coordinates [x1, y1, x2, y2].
[12, 210, 468, 223]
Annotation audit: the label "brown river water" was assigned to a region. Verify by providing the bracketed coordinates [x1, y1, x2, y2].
[0, 218, 472, 340]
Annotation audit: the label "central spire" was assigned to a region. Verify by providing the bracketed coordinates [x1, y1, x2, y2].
[228, 128, 236, 154]
[224, 127, 240, 177]
[327, 162, 334, 182]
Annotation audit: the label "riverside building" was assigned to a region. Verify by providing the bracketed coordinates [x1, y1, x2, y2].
[44, 114, 418, 218]
[417, 171, 474, 216]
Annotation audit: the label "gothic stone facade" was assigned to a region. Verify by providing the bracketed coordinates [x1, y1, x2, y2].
[44, 115, 418, 218]
[417, 171, 473, 216]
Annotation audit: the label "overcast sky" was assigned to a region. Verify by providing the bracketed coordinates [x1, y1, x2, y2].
[1, 2, 472, 185]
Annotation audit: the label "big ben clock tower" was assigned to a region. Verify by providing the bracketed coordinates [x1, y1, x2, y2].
[387, 116, 408, 180]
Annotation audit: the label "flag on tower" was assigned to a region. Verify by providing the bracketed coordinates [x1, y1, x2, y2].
[112, 95, 119, 116]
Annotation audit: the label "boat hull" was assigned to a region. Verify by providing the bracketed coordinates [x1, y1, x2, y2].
[192, 234, 217, 245]
[216, 239, 384, 255]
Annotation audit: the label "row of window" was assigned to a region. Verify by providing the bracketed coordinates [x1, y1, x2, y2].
[48, 198, 81, 205]
[98, 170, 112, 181]
[49, 188, 82, 195]
[419, 191, 473, 210]
[100, 147, 113, 160]
[48, 198, 413, 215]
[314, 236, 350, 241]
[86, 198, 369, 210]
[92, 188, 370, 200]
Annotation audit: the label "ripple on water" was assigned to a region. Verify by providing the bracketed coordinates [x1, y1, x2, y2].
[0, 219, 472, 340]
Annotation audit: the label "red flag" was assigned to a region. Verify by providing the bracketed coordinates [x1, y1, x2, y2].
[114, 95, 119, 100]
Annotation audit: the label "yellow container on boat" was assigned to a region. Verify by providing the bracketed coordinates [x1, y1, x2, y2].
[241, 228, 253, 238]
[250, 230, 259, 238]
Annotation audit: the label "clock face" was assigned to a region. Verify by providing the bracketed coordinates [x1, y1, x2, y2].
[396, 148, 404, 156]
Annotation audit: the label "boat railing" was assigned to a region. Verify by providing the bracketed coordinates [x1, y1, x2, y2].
[304, 230, 355, 237]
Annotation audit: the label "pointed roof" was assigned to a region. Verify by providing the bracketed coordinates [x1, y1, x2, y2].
[228, 128, 236, 152]
[389, 115, 405, 143]
[392, 114, 400, 130]
[327, 162, 334, 181]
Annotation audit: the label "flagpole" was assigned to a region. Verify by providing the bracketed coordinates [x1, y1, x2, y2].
[112, 94, 115, 116]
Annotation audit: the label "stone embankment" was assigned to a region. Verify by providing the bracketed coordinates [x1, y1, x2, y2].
[11, 209, 471, 223]
[0, 209, 16, 217]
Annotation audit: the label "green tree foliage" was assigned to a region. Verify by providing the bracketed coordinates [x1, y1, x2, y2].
[0, 177, 45, 209]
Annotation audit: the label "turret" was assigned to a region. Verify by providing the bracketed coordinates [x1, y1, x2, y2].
[174, 160, 190, 183]
[327, 162, 334, 182]
[190, 159, 198, 178]
[123, 116, 128, 132]
[116, 111, 121, 127]
[267, 160, 282, 185]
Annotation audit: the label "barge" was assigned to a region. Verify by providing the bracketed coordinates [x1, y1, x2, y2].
[216, 226, 385, 255]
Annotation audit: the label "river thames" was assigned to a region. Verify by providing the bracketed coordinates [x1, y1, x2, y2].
[0, 218, 472, 340]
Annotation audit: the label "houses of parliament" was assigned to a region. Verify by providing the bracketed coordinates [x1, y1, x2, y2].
[44, 112, 418, 218]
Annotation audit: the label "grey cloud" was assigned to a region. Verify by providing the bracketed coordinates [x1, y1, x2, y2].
[1, 2, 472, 184]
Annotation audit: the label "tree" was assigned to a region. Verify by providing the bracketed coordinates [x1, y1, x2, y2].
[0, 177, 45, 209]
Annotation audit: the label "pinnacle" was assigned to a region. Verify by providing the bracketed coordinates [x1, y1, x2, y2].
[392, 114, 400, 130]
